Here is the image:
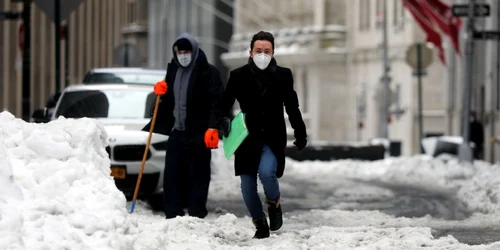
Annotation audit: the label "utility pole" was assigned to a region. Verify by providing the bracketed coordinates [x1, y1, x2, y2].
[416, 44, 424, 153]
[380, 0, 390, 139]
[22, 0, 31, 122]
[494, 0, 500, 162]
[497, 1, 500, 111]
[54, 0, 61, 93]
[458, 0, 476, 163]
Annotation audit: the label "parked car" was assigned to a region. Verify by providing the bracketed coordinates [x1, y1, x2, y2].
[82, 67, 166, 85]
[32, 83, 168, 200]
[31, 67, 166, 124]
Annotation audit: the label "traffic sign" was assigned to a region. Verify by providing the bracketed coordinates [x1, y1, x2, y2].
[452, 4, 490, 17]
[473, 31, 500, 40]
[405, 43, 434, 70]
[33, 0, 85, 22]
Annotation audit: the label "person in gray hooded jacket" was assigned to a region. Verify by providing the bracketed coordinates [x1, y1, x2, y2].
[143, 33, 224, 219]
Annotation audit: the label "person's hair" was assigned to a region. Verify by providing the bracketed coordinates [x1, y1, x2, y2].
[250, 31, 275, 51]
[470, 111, 477, 119]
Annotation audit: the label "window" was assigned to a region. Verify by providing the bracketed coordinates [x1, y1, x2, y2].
[55, 89, 156, 119]
[359, 0, 370, 31]
[82, 72, 165, 85]
[128, 0, 136, 23]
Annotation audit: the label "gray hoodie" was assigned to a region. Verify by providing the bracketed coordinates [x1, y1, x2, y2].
[172, 33, 199, 131]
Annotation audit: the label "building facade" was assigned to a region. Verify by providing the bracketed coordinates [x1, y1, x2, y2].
[222, 0, 461, 156]
[352, 0, 500, 161]
[350, 0, 451, 156]
[147, 0, 233, 79]
[222, 0, 350, 143]
[0, 0, 145, 118]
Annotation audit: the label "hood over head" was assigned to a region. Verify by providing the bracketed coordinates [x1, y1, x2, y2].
[172, 33, 199, 67]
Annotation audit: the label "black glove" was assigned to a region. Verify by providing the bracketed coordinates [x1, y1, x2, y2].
[293, 138, 307, 151]
[218, 117, 231, 138]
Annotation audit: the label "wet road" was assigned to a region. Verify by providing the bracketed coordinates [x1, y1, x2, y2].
[205, 175, 500, 246]
[148, 174, 500, 246]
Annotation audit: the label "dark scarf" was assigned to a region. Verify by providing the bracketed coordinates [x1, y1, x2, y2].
[248, 57, 277, 99]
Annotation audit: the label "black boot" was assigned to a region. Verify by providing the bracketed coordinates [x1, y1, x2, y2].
[252, 217, 270, 239]
[266, 197, 283, 231]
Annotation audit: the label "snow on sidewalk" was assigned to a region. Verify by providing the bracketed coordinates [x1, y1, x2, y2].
[0, 111, 129, 249]
[1, 111, 500, 250]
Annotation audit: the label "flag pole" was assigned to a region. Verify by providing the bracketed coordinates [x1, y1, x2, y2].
[380, 0, 391, 140]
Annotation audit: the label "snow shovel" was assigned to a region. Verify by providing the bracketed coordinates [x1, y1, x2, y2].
[130, 94, 161, 214]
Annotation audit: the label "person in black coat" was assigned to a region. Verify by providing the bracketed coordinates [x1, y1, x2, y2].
[469, 111, 484, 160]
[143, 33, 223, 219]
[217, 31, 307, 239]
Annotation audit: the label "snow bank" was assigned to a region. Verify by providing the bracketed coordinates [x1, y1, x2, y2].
[0, 136, 24, 247]
[0, 111, 128, 249]
[2, 110, 500, 249]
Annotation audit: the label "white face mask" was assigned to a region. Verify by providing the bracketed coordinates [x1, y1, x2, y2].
[177, 53, 192, 67]
[252, 53, 271, 70]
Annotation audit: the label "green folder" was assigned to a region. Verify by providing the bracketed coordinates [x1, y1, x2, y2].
[222, 111, 249, 159]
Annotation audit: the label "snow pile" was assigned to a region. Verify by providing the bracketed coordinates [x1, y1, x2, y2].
[2, 110, 500, 249]
[0, 137, 24, 247]
[0, 111, 128, 249]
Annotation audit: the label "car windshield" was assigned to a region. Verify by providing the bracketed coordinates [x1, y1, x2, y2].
[54, 89, 156, 119]
[83, 72, 164, 85]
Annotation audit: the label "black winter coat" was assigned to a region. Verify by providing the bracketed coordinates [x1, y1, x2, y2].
[218, 60, 307, 178]
[142, 49, 223, 144]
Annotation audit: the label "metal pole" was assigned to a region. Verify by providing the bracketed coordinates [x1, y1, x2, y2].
[380, 0, 390, 139]
[22, 0, 31, 121]
[124, 44, 129, 67]
[55, 0, 61, 93]
[493, 0, 500, 162]
[65, 22, 70, 87]
[497, 0, 500, 110]
[448, 43, 456, 135]
[356, 95, 361, 141]
[458, 0, 476, 163]
[417, 43, 424, 153]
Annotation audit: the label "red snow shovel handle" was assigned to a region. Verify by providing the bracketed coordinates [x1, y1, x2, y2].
[130, 95, 161, 213]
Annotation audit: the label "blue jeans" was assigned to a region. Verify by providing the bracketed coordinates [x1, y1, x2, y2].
[240, 144, 280, 220]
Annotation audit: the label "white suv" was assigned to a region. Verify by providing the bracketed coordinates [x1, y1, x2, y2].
[48, 83, 168, 199]
[82, 67, 166, 85]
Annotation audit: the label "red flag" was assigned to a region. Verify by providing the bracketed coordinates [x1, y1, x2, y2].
[403, 0, 446, 64]
[419, 0, 462, 55]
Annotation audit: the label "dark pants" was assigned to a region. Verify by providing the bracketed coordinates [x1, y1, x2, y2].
[164, 129, 211, 219]
[473, 145, 483, 160]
